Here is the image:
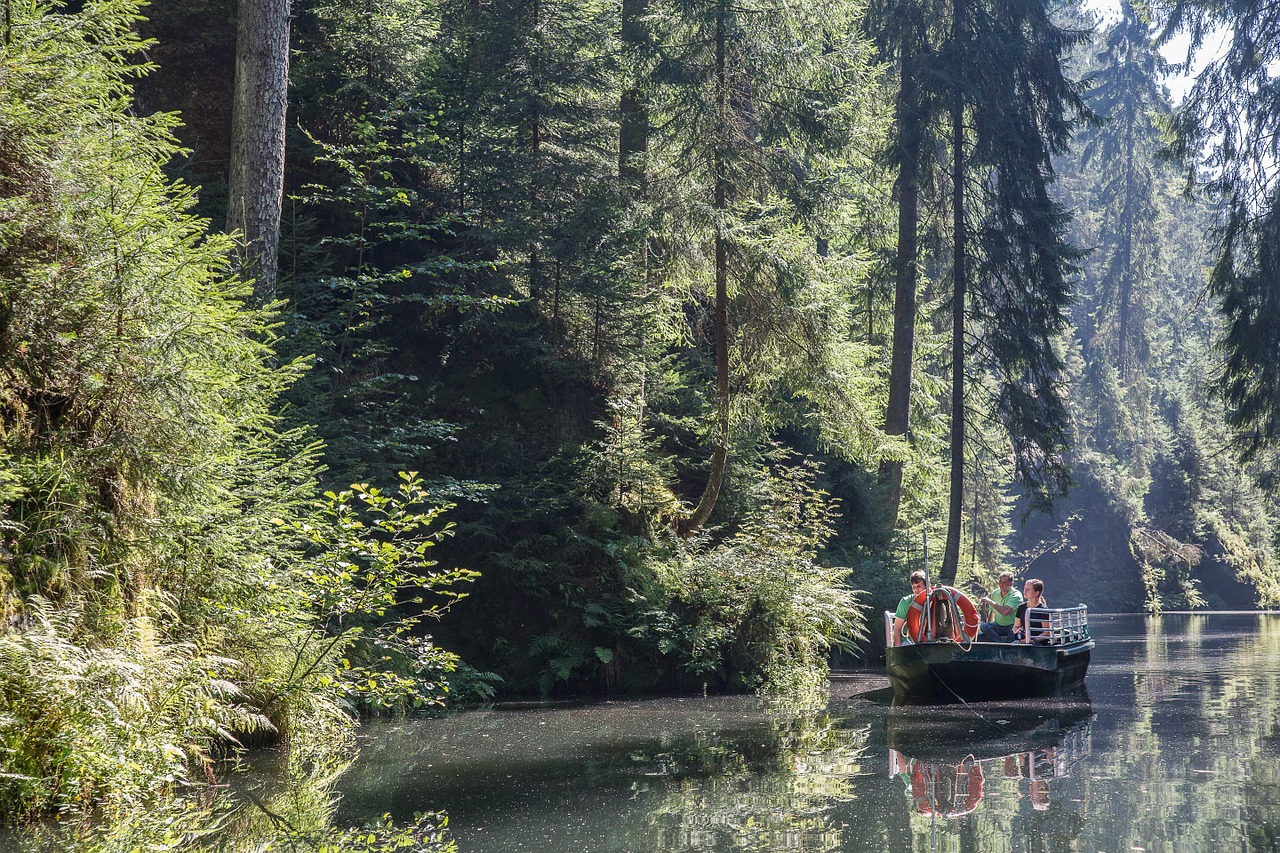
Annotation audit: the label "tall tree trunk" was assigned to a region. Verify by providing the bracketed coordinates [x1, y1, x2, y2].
[619, 0, 649, 190]
[1118, 106, 1135, 381]
[681, 0, 729, 539]
[881, 27, 923, 526]
[528, 0, 543, 298]
[941, 0, 966, 585]
[227, 0, 290, 304]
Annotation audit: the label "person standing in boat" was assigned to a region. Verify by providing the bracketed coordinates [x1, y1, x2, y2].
[977, 571, 1023, 642]
[1013, 579, 1050, 643]
[892, 571, 929, 646]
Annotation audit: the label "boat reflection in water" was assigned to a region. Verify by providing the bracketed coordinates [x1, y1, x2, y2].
[885, 692, 1094, 821]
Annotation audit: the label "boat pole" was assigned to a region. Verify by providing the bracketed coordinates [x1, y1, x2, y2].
[923, 526, 930, 587]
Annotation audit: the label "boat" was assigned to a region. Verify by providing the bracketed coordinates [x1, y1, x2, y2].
[883, 586, 1094, 704]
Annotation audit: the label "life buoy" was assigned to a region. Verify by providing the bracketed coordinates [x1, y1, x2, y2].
[905, 586, 980, 642]
[931, 586, 980, 642]
[904, 591, 930, 643]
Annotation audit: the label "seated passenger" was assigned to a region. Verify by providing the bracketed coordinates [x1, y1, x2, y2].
[892, 571, 929, 646]
[1013, 578, 1050, 644]
[978, 571, 1022, 642]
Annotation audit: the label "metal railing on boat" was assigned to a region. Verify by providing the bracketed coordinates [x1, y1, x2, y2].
[1026, 605, 1090, 646]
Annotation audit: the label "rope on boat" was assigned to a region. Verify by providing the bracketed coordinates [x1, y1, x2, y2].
[930, 670, 1011, 734]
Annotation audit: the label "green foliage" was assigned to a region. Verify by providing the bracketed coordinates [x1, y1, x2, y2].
[1163, 0, 1280, 460]
[0, 0, 481, 829]
[0, 600, 269, 821]
[284, 99, 510, 487]
[274, 473, 479, 714]
[1026, 1, 1280, 613]
[634, 457, 865, 699]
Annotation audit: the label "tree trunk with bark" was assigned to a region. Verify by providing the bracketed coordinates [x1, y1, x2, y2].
[227, 0, 290, 304]
[619, 0, 649, 190]
[881, 28, 923, 526]
[940, 0, 966, 585]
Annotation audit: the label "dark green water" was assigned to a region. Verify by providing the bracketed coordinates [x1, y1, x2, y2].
[330, 613, 1280, 851]
[5, 613, 1278, 851]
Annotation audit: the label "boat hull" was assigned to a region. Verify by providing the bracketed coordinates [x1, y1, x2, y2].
[885, 640, 1092, 704]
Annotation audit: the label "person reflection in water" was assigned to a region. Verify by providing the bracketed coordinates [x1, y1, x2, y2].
[1005, 746, 1056, 811]
[1013, 578, 1049, 644]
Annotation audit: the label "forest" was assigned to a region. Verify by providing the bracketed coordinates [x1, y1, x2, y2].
[2, 0, 1280, 846]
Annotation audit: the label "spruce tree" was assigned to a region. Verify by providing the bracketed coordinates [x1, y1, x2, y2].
[644, 0, 884, 536]
[1162, 0, 1280, 460]
[936, 0, 1087, 583]
[1082, 0, 1170, 383]
[866, 0, 945, 527]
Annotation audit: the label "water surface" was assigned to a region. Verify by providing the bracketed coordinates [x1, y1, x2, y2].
[332, 613, 1280, 851]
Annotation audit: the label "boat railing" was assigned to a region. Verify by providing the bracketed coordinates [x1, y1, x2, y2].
[883, 610, 895, 647]
[1026, 605, 1090, 646]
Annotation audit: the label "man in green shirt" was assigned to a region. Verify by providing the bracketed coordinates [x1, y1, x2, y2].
[892, 571, 929, 646]
[978, 571, 1022, 642]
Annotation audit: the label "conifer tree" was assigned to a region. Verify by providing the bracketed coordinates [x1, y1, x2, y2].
[1034, 1, 1280, 611]
[936, 0, 1086, 583]
[866, 0, 944, 527]
[1161, 0, 1280, 459]
[1082, 0, 1170, 383]
[645, 0, 884, 536]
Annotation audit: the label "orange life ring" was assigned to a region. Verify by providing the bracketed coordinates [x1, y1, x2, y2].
[907, 586, 979, 642]
[904, 591, 929, 643]
[935, 586, 980, 641]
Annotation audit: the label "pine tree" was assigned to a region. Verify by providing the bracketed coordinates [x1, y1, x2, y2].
[1161, 0, 1280, 459]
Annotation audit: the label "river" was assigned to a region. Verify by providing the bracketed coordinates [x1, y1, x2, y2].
[6, 612, 1279, 851]
[330, 612, 1280, 851]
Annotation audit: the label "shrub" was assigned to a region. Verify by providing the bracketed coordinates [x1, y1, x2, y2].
[635, 457, 866, 700]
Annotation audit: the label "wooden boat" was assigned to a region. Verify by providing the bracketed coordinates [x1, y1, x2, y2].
[883, 589, 1093, 704]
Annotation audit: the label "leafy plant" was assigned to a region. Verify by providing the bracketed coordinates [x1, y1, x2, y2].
[270, 472, 479, 714]
[0, 600, 270, 821]
[635, 455, 866, 700]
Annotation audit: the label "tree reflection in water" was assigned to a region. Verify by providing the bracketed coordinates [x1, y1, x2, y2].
[643, 711, 872, 851]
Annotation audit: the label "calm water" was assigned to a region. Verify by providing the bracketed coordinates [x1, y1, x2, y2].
[329, 613, 1280, 852]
